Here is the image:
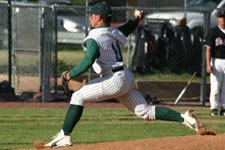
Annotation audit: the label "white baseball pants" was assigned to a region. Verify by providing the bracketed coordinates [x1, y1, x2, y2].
[70, 67, 156, 120]
[210, 58, 225, 110]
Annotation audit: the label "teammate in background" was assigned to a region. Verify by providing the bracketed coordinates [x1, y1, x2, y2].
[45, 2, 205, 147]
[206, 10, 225, 116]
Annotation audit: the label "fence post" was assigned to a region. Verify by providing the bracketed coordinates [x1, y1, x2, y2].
[53, 5, 58, 94]
[8, 0, 12, 87]
[200, 10, 210, 106]
[41, 7, 54, 102]
[126, 8, 132, 67]
[85, 1, 91, 82]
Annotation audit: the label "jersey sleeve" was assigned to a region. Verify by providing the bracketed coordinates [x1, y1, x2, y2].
[69, 39, 100, 78]
[117, 16, 139, 37]
[205, 29, 215, 48]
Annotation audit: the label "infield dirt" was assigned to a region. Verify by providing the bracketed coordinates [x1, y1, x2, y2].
[17, 133, 223, 150]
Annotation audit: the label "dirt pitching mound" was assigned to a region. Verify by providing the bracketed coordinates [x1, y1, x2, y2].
[17, 133, 225, 150]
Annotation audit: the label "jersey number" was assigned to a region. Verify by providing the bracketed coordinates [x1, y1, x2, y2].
[112, 41, 123, 62]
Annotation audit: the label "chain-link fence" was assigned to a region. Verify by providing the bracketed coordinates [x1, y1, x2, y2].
[129, 7, 212, 105]
[12, 5, 42, 94]
[1, 2, 218, 105]
[0, 3, 10, 100]
[0, 4, 8, 79]
[136, 8, 208, 75]
[0, 3, 57, 102]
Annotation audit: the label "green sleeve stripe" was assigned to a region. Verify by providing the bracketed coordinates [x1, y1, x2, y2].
[69, 39, 100, 78]
[118, 16, 139, 37]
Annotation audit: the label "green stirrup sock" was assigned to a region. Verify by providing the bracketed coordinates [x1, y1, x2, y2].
[62, 105, 84, 135]
[155, 106, 184, 122]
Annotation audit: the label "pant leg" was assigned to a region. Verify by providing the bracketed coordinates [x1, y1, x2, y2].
[117, 89, 156, 120]
[210, 58, 223, 110]
[220, 73, 225, 110]
[70, 69, 132, 106]
[210, 73, 221, 110]
[219, 61, 225, 110]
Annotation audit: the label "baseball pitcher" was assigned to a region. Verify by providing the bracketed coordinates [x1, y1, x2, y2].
[45, 2, 206, 148]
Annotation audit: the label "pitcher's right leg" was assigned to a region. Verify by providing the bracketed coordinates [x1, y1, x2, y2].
[117, 90, 205, 131]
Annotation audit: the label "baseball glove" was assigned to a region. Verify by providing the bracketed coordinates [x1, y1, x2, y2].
[61, 70, 71, 96]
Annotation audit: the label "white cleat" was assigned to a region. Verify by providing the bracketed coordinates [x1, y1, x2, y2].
[181, 109, 206, 131]
[45, 130, 72, 148]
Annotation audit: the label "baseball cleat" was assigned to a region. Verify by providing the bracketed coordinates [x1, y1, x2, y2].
[211, 109, 218, 116]
[220, 109, 225, 116]
[181, 109, 206, 131]
[45, 130, 72, 148]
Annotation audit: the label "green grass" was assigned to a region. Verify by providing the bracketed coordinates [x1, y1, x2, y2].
[134, 72, 209, 82]
[58, 49, 84, 66]
[57, 49, 131, 67]
[0, 50, 39, 67]
[0, 49, 210, 82]
[0, 106, 224, 150]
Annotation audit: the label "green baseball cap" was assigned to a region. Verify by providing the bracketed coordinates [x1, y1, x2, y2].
[87, 2, 112, 18]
